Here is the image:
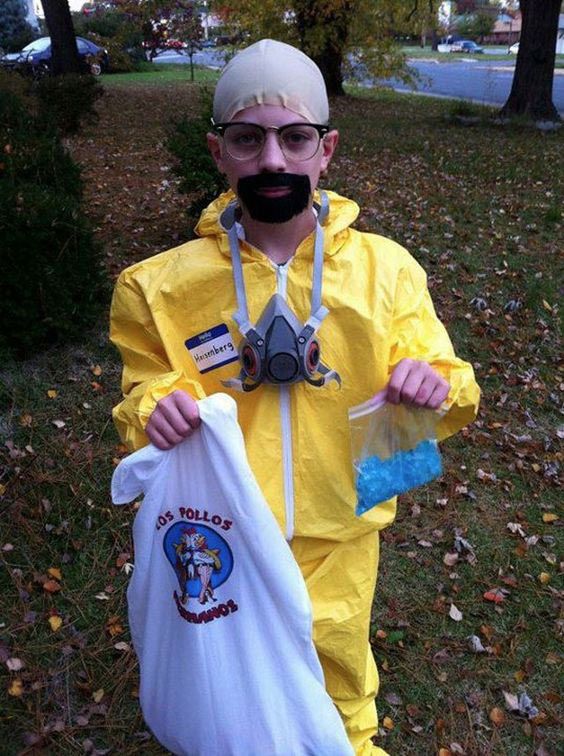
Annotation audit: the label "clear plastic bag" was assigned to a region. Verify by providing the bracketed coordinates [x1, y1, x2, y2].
[348, 390, 443, 515]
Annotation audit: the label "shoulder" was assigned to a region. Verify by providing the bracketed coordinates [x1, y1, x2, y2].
[115, 237, 222, 294]
[344, 229, 427, 283]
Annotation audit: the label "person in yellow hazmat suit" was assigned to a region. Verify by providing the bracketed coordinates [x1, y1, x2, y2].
[110, 39, 480, 756]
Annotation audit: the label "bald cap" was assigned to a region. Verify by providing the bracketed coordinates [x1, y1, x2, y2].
[213, 39, 329, 124]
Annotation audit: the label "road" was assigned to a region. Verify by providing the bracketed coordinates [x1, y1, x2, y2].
[377, 58, 564, 115]
[153, 50, 564, 115]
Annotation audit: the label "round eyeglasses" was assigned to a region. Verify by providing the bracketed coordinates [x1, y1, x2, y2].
[213, 121, 330, 162]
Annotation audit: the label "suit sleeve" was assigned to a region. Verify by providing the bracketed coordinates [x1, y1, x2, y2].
[110, 272, 206, 451]
[388, 257, 480, 441]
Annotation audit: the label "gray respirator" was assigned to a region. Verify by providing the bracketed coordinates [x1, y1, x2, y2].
[221, 192, 340, 392]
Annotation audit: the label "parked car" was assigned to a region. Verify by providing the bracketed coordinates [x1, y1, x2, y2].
[509, 42, 519, 54]
[451, 40, 484, 54]
[0, 36, 109, 76]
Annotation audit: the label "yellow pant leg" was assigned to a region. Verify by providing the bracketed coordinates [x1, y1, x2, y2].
[291, 531, 388, 756]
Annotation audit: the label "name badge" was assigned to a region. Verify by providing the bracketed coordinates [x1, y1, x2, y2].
[185, 324, 238, 374]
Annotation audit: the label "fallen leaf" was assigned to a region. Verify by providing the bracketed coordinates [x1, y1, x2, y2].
[94, 593, 110, 601]
[48, 615, 63, 632]
[19, 413, 33, 427]
[382, 716, 394, 730]
[91, 364, 103, 376]
[48, 567, 62, 581]
[542, 513, 558, 523]
[115, 552, 131, 569]
[483, 588, 507, 604]
[507, 522, 527, 538]
[449, 604, 463, 622]
[518, 691, 539, 718]
[43, 580, 61, 593]
[443, 552, 459, 567]
[52, 420, 66, 429]
[503, 690, 519, 711]
[92, 688, 104, 703]
[114, 641, 130, 652]
[438, 748, 451, 756]
[538, 572, 550, 584]
[6, 658, 25, 672]
[47, 389, 58, 399]
[480, 624, 494, 640]
[467, 635, 485, 653]
[2, 543, 13, 551]
[489, 707, 505, 725]
[8, 678, 23, 697]
[106, 616, 123, 638]
[0, 484, 5, 497]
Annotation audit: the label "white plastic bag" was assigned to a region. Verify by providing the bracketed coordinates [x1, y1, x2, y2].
[348, 391, 443, 515]
[112, 393, 352, 756]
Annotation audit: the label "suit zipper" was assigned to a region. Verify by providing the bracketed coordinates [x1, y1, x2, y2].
[274, 261, 295, 542]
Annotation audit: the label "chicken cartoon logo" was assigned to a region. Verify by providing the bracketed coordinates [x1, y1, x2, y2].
[163, 522, 234, 621]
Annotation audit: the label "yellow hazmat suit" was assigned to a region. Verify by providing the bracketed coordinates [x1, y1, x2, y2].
[111, 190, 480, 755]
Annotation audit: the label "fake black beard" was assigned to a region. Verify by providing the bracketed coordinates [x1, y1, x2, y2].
[237, 173, 311, 224]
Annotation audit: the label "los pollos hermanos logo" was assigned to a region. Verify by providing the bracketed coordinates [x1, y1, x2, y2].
[160, 505, 237, 625]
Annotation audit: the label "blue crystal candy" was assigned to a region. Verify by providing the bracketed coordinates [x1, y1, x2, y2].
[355, 439, 442, 515]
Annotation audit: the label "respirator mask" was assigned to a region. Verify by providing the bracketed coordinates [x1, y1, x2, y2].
[221, 191, 340, 392]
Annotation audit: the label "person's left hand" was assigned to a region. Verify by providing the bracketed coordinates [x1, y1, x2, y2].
[386, 358, 449, 409]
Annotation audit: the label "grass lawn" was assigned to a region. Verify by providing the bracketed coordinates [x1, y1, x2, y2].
[100, 63, 220, 87]
[0, 77, 562, 755]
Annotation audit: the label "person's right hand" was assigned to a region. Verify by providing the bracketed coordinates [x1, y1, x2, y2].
[146, 390, 200, 450]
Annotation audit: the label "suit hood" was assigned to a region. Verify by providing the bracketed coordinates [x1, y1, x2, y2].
[194, 189, 360, 258]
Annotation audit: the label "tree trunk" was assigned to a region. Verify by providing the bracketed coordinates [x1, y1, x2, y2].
[500, 0, 561, 121]
[314, 46, 345, 97]
[294, 0, 350, 97]
[40, 0, 81, 75]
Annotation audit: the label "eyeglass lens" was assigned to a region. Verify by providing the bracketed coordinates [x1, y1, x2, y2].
[223, 124, 321, 161]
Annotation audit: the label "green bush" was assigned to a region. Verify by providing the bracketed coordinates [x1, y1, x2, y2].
[35, 73, 103, 136]
[0, 82, 108, 358]
[72, 9, 147, 73]
[167, 88, 227, 228]
[84, 33, 138, 73]
[72, 9, 125, 40]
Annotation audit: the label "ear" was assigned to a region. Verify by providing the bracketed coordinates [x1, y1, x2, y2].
[207, 132, 224, 172]
[319, 129, 339, 173]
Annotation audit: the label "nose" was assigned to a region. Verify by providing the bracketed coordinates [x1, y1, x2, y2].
[257, 130, 287, 173]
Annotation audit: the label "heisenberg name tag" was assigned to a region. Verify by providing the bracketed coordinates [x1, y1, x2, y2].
[185, 324, 238, 374]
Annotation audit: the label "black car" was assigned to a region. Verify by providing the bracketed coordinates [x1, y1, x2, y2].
[0, 36, 109, 76]
[455, 40, 484, 54]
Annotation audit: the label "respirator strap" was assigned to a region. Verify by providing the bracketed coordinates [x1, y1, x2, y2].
[310, 191, 328, 319]
[226, 218, 254, 335]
